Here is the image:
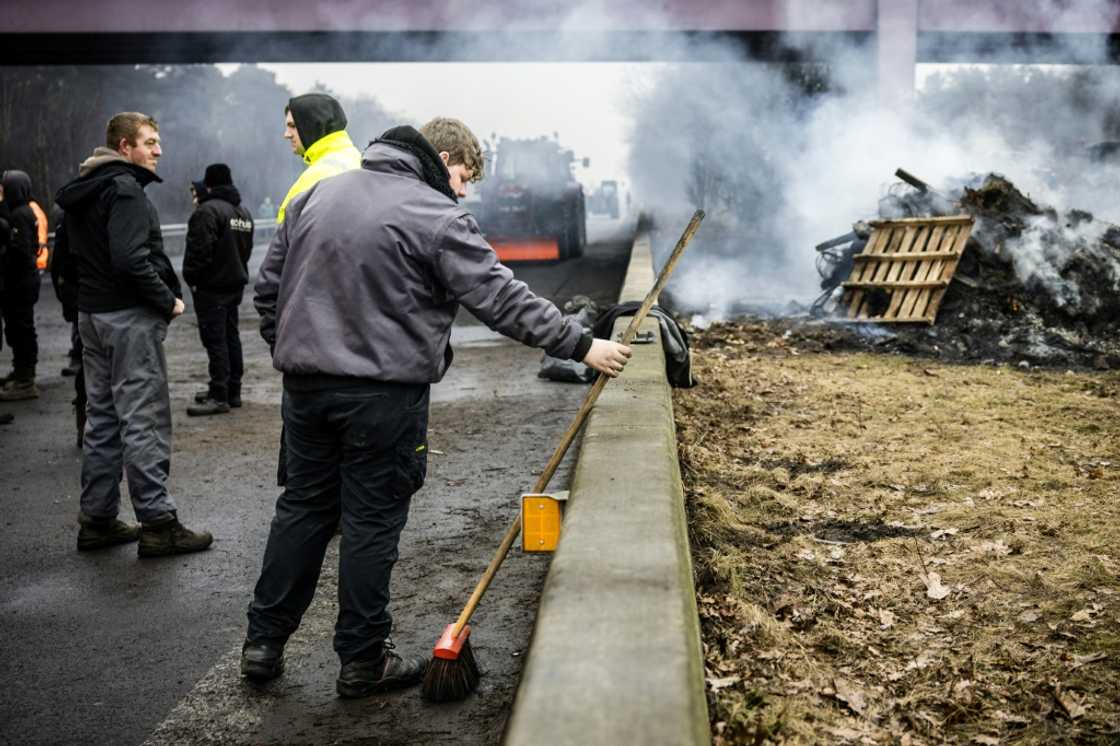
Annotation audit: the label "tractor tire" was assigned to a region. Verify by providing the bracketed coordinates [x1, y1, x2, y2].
[563, 197, 586, 260]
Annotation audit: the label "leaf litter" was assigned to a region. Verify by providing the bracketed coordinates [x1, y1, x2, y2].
[676, 320, 1120, 744]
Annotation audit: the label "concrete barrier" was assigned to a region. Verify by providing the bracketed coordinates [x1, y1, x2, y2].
[504, 225, 709, 745]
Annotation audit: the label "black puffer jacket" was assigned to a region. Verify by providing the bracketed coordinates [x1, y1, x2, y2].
[1, 170, 40, 289]
[54, 149, 181, 318]
[183, 184, 254, 301]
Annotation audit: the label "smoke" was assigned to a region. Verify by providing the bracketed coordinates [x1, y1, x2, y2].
[12, 0, 1120, 313]
[620, 1, 1120, 319]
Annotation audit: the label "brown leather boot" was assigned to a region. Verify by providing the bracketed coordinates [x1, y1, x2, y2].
[138, 513, 213, 558]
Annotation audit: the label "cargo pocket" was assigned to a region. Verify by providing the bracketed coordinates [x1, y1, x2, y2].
[394, 438, 428, 498]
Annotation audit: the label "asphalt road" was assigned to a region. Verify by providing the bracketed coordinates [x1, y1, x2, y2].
[0, 214, 635, 746]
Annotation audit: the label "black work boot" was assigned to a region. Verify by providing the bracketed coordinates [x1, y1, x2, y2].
[187, 398, 230, 417]
[241, 640, 285, 682]
[77, 512, 141, 551]
[138, 513, 213, 558]
[228, 384, 242, 409]
[336, 640, 427, 699]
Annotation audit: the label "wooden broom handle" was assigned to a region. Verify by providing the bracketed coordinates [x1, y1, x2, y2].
[451, 210, 705, 637]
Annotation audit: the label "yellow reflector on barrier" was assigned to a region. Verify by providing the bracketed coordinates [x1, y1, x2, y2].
[521, 491, 568, 553]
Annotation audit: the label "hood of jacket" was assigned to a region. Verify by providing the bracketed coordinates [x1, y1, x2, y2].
[288, 93, 348, 160]
[55, 152, 162, 212]
[363, 126, 457, 203]
[199, 184, 242, 206]
[1, 170, 32, 207]
[78, 146, 129, 178]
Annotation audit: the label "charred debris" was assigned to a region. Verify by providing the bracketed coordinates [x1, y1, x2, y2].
[684, 170, 1120, 370]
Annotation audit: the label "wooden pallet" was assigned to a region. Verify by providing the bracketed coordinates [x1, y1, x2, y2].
[838, 215, 974, 324]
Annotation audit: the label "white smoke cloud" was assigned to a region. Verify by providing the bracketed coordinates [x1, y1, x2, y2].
[622, 3, 1120, 318]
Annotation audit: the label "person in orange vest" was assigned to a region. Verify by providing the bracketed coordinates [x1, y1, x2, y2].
[28, 199, 48, 270]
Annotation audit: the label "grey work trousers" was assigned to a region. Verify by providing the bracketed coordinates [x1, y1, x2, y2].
[78, 308, 177, 523]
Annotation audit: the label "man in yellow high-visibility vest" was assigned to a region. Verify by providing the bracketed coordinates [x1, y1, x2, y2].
[278, 93, 361, 224]
[272, 93, 361, 486]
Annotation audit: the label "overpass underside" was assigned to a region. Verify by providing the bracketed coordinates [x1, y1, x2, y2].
[3, 30, 1120, 66]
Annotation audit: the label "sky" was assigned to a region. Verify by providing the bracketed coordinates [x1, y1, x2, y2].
[219, 61, 670, 190]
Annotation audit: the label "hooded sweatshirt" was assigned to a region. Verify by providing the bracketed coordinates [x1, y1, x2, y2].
[0, 170, 39, 286]
[277, 93, 361, 224]
[183, 183, 254, 301]
[255, 132, 590, 383]
[54, 147, 181, 318]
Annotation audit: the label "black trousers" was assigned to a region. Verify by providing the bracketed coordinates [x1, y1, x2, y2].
[1, 279, 39, 376]
[247, 379, 429, 662]
[195, 296, 243, 403]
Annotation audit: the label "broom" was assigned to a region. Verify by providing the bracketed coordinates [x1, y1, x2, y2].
[421, 209, 705, 702]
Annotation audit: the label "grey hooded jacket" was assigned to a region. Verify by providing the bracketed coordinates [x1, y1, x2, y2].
[255, 141, 591, 383]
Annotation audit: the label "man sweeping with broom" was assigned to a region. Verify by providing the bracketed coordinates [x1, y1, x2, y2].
[242, 117, 631, 698]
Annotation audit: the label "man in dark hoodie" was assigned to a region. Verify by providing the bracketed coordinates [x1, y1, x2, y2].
[54, 111, 212, 557]
[183, 163, 254, 417]
[0, 169, 41, 401]
[241, 117, 631, 697]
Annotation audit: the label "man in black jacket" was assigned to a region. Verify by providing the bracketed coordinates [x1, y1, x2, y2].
[242, 118, 631, 697]
[183, 163, 254, 417]
[54, 111, 212, 557]
[50, 219, 87, 446]
[0, 170, 41, 401]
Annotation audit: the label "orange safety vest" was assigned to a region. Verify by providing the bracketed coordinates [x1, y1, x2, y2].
[29, 200, 49, 270]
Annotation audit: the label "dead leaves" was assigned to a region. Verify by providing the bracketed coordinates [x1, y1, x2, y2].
[1053, 682, 1090, 720]
[922, 571, 952, 600]
[1070, 651, 1107, 669]
[707, 674, 741, 692]
[828, 677, 870, 718]
[680, 321, 1120, 743]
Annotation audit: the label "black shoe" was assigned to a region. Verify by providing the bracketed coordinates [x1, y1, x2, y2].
[228, 393, 242, 408]
[77, 513, 141, 551]
[187, 398, 231, 417]
[61, 361, 81, 377]
[0, 412, 12, 426]
[241, 640, 285, 682]
[337, 641, 427, 698]
[194, 389, 210, 404]
[138, 513, 213, 557]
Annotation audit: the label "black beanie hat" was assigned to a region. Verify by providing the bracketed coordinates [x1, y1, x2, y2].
[203, 163, 232, 188]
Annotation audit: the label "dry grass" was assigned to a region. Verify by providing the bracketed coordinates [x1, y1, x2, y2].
[675, 321, 1120, 745]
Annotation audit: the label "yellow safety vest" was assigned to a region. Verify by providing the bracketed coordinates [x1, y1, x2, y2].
[277, 130, 361, 224]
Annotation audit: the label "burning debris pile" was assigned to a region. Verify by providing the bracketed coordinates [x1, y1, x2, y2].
[807, 172, 1120, 368]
